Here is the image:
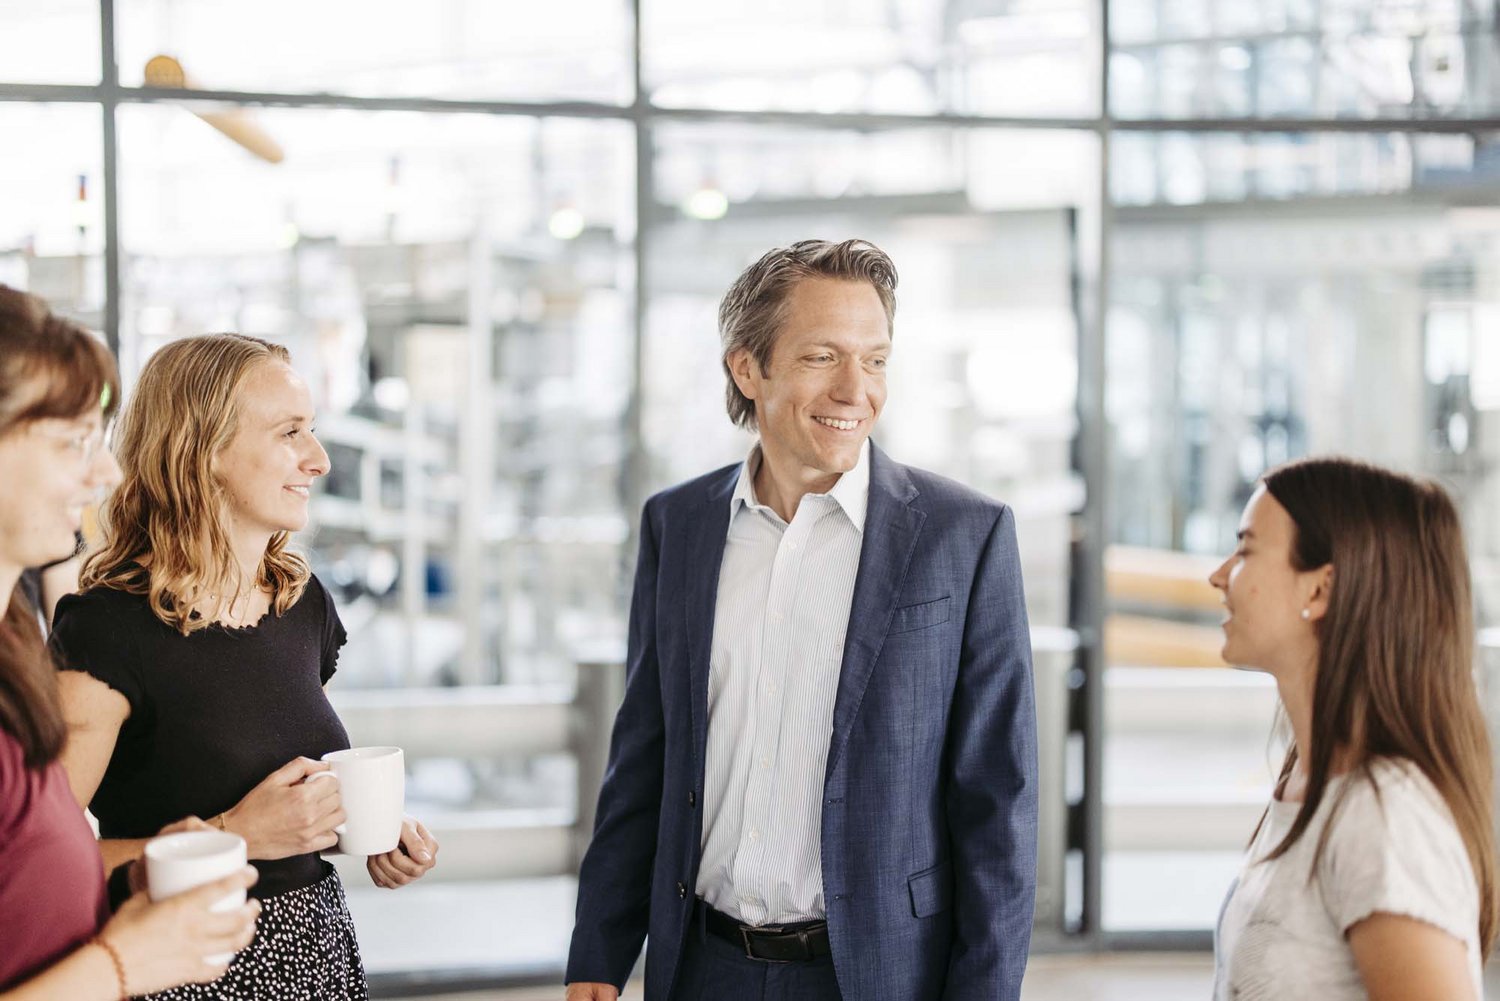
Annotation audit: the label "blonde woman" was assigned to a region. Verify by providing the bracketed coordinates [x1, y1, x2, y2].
[51, 334, 438, 1000]
[0, 287, 260, 999]
[1211, 457, 1496, 1000]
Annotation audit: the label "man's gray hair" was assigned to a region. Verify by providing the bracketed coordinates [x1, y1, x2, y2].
[718, 238, 898, 431]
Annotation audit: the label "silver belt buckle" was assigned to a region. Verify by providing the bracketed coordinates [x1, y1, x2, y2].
[739, 922, 788, 963]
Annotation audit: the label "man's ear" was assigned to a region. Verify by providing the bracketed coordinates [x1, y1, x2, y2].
[728, 348, 760, 403]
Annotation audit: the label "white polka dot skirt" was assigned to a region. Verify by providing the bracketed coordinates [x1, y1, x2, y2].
[136, 869, 367, 1001]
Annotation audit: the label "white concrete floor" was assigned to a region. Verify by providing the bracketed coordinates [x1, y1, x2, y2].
[1019, 953, 1213, 1001]
[393, 953, 1216, 1000]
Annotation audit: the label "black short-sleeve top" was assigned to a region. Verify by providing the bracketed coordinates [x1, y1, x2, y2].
[49, 574, 351, 900]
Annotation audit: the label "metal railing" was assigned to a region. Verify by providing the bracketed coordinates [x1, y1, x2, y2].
[325, 659, 624, 884]
[328, 642, 1075, 941]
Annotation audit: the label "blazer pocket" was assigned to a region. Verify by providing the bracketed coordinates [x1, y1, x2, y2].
[907, 859, 953, 918]
[889, 596, 951, 635]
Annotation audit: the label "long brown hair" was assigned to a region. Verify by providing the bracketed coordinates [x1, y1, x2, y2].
[1257, 456, 1497, 953]
[0, 286, 119, 766]
[82, 334, 311, 634]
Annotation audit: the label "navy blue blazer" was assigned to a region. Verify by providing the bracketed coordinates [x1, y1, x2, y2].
[566, 444, 1038, 1000]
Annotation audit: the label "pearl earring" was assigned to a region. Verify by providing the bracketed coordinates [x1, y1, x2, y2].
[1300, 608, 1311, 621]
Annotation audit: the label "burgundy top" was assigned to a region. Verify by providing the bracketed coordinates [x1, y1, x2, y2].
[0, 727, 109, 989]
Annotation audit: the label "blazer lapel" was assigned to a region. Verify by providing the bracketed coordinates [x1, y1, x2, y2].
[685, 466, 737, 771]
[825, 444, 924, 783]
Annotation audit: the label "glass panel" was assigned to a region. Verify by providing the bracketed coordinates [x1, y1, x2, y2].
[1111, 0, 1500, 118]
[0, 104, 104, 321]
[1104, 131, 1500, 930]
[648, 121, 1098, 930]
[116, 0, 632, 104]
[0, 0, 99, 84]
[1109, 131, 1478, 207]
[117, 104, 635, 977]
[645, 0, 1102, 117]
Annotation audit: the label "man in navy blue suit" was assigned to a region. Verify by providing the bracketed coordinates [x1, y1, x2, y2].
[565, 239, 1037, 1001]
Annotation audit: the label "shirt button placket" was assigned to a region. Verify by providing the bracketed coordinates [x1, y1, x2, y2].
[744, 520, 799, 901]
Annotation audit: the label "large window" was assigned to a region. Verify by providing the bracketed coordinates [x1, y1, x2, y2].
[1110, 0, 1500, 119]
[0, 104, 105, 318]
[1103, 126, 1500, 930]
[0, 0, 99, 84]
[116, 0, 633, 103]
[645, 0, 1101, 116]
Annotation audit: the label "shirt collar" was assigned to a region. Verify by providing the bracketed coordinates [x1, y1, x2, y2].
[730, 439, 871, 534]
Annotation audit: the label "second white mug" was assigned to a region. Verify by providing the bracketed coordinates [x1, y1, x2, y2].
[144, 829, 248, 964]
[320, 745, 405, 856]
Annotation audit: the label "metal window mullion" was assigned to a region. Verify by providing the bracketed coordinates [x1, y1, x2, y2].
[13, 78, 1500, 137]
[1078, 0, 1113, 943]
[100, 0, 120, 355]
[623, 0, 651, 601]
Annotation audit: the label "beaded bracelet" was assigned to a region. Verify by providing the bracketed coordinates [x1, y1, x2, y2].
[93, 936, 128, 999]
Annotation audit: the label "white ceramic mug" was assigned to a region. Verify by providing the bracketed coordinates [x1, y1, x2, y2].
[320, 746, 405, 856]
[144, 830, 248, 964]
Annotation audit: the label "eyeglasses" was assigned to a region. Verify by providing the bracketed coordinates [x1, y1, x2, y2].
[29, 423, 107, 465]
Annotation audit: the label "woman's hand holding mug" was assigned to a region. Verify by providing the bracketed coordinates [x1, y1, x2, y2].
[119, 815, 217, 893]
[96, 866, 260, 995]
[220, 756, 344, 860]
[367, 817, 439, 888]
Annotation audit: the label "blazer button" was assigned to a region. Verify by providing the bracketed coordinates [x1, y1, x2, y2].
[688, 791, 696, 808]
[676, 882, 687, 899]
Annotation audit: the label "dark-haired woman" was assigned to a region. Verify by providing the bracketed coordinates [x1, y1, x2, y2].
[0, 285, 260, 999]
[1210, 456, 1495, 1000]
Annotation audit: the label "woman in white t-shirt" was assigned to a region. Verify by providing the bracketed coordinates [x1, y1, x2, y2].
[1210, 456, 1496, 1001]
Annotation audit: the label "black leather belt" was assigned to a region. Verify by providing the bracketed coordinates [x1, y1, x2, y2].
[698, 900, 832, 962]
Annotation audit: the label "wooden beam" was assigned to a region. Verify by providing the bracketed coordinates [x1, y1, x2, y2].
[1104, 613, 1227, 669]
[1105, 545, 1222, 612]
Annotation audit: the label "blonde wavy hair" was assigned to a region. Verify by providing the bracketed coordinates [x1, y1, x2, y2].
[82, 334, 311, 634]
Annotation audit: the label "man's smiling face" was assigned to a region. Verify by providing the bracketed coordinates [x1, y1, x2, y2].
[730, 277, 890, 488]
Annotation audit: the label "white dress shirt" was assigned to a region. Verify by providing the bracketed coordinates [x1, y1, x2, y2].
[695, 439, 870, 926]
